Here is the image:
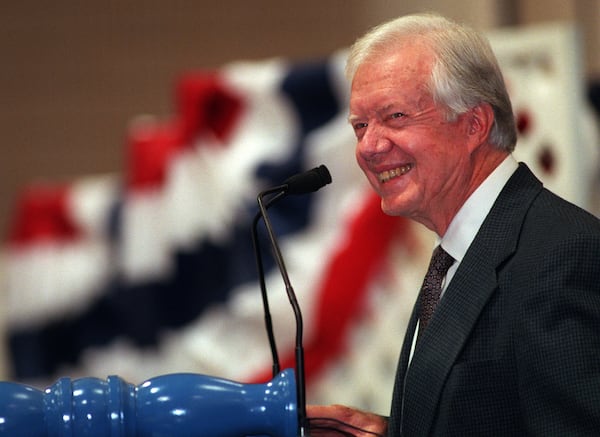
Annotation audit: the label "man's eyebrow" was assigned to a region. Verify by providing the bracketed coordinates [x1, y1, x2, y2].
[381, 103, 397, 111]
[347, 114, 361, 124]
[347, 103, 403, 123]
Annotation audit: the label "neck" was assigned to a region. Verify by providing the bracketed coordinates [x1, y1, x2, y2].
[424, 149, 509, 236]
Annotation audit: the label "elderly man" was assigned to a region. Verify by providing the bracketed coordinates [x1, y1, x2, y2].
[308, 13, 600, 436]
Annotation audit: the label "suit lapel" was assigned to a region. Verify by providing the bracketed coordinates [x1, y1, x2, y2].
[388, 302, 419, 434]
[398, 164, 543, 435]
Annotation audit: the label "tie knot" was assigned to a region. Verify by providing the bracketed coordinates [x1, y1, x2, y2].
[430, 245, 455, 277]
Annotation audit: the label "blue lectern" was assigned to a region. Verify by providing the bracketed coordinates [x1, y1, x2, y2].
[0, 369, 297, 436]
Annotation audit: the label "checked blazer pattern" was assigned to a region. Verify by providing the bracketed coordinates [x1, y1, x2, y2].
[387, 163, 600, 436]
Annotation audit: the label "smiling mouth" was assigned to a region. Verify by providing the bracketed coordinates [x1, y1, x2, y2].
[377, 164, 413, 183]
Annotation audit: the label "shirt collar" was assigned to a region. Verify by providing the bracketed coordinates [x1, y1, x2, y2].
[438, 155, 519, 262]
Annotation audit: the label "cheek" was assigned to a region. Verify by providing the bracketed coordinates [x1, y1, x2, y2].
[355, 153, 382, 190]
[355, 148, 368, 172]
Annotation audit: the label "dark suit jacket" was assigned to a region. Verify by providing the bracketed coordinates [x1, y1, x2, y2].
[387, 163, 600, 436]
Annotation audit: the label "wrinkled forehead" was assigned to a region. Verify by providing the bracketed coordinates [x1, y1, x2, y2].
[352, 41, 435, 88]
[354, 36, 435, 76]
[350, 46, 436, 111]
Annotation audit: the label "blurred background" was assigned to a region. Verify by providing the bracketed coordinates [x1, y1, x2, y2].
[3, 0, 600, 235]
[1, 0, 599, 415]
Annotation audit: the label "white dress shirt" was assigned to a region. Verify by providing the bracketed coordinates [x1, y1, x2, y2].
[409, 155, 519, 359]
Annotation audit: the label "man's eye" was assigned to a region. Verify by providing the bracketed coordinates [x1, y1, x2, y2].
[390, 112, 406, 119]
[353, 122, 368, 131]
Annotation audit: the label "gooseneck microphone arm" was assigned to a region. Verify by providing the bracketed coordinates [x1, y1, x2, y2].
[252, 164, 332, 437]
[257, 187, 306, 430]
[251, 188, 287, 377]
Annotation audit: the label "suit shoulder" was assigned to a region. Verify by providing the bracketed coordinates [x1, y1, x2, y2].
[527, 188, 600, 235]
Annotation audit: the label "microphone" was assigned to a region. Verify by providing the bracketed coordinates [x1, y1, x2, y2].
[282, 164, 332, 195]
[251, 165, 332, 436]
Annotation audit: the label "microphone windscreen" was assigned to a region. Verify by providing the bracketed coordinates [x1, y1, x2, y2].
[284, 165, 332, 195]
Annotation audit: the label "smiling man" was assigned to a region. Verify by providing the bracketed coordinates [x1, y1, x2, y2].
[308, 13, 600, 437]
[349, 40, 508, 236]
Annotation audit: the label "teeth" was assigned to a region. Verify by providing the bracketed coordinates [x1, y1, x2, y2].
[378, 164, 412, 183]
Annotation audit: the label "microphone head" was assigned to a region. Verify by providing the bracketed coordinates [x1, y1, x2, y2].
[283, 165, 332, 195]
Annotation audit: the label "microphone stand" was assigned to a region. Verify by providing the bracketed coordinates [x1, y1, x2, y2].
[252, 165, 331, 437]
[256, 185, 308, 436]
[251, 189, 286, 377]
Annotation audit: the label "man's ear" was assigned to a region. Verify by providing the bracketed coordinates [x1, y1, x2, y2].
[466, 102, 494, 152]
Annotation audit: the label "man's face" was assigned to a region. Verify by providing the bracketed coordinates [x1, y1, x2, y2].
[349, 44, 475, 229]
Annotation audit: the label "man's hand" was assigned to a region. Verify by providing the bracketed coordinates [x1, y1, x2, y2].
[307, 404, 388, 436]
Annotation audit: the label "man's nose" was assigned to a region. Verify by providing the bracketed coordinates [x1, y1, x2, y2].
[357, 125, 393, 158]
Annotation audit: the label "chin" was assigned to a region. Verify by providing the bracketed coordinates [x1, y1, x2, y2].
[380, 198, 408, 217]
[380, 184, 421, 215]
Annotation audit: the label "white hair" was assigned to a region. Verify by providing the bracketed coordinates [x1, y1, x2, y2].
[346, 13, 517, 151]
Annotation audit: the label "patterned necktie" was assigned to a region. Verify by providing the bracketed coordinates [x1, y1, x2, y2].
[417, 245, 455, 341]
